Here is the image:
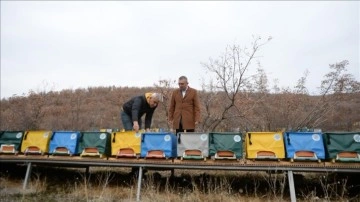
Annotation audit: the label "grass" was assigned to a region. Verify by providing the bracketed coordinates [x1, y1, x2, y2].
[0, 164, 359, 202]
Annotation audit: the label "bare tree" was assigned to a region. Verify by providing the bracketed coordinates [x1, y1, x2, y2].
[1, 95, 28, 130]
[154, 79, 176, 130]
[1, 59, 358, 132]
[24, 90, 48, 129]
[295, 60, 360, 129]
[200, 36, 272, 131]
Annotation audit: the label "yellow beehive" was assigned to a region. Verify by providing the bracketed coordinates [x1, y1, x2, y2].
[21, 130, 52, 155]
[111, 131, 142, 157]
[245, 132, 285, 159]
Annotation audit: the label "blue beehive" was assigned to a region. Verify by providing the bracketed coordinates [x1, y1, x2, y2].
[284, 131, 326, 162]
[140, 132, 177, 159]
[49, 131, 81, 156]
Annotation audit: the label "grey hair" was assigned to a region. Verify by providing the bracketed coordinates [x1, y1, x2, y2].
[178, 76, 188, 82]
[151, 93, 163, 102]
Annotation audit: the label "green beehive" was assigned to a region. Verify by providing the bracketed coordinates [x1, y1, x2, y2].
[0, 131, 24, 154]
[323, 132, 360, 162]
[78, 132, 111, 158]
[209, 132, 243, 160]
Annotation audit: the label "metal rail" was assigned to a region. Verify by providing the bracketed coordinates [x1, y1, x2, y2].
[2, 157, 359, 172]
[1, 156, 360, 202]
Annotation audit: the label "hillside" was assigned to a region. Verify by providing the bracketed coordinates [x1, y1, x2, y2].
[1, 86, 359, 132]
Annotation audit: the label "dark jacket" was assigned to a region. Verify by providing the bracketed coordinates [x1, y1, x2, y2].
[122, 95, 157, 129]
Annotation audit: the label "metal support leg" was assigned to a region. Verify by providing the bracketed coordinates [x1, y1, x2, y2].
[23, 162, 32, 189]
[287, 170, 296, 202]
[136, 167, 143, 202]
[86, 166, 90, 176]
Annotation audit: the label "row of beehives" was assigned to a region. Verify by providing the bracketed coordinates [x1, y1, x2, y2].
[0, 130, 359, 162]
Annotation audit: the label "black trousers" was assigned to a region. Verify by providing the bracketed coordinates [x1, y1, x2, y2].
[176, 119, 194, 134]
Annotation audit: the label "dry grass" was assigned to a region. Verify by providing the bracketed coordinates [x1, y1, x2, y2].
[0, 165, 359, 202]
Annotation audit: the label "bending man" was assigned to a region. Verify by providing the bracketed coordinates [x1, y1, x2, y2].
[121, 92, 162, 132]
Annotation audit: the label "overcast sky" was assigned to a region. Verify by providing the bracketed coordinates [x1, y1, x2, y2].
[1, 1, 359, 99]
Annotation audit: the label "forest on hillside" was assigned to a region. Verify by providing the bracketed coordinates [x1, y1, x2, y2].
[0, 85, 359, 132]
[1, 38, 359, 132]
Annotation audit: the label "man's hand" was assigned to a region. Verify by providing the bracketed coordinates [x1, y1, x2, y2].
[133, 121, 139, 132]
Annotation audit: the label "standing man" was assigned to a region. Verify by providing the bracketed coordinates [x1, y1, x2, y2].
[121, 92, 162, 132]
[168, 76, 201, 134]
